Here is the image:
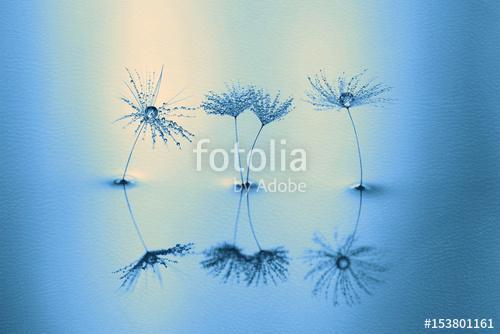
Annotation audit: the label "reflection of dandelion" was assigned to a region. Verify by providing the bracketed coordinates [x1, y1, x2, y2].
[246, 91, 294, 185]
[202, 192, 247, 283]
[245, 247, 289, 286]
[201, 84, 259, 186]
[201, 243, 248, 283]
[201, 245, 289, 286]
[243, 190, 290, 286]
[115, 183, 194, 290]
[304, 234, 386, 306]
[114, 243, 193, 290]
[115, 67, 195, 184]
[306, 70, 391, 190]
[201, 190, 290, 286]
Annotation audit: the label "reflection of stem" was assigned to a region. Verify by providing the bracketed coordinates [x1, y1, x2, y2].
[246, 190, 262, 250]
[122, 184, 148, 251]
[234, 117, 244, 185]
[347, 108, 363, 187]
[346, 188, 363, 251]
[121, 122, 145, 181]
[232, 191, 244, 244]
[245, 124, 264, 184]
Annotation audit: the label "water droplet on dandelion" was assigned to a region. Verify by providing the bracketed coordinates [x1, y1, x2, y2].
[339, 92, 355, 108]
[115, 68, 195, 183]
[307, 71, 392, 190]
[336, 255, 350, 270]
[145, 106, 159, 120]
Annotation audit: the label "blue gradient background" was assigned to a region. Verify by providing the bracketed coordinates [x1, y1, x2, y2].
[1, 1, 500, 333]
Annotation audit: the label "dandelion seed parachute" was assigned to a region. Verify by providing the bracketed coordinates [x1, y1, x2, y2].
[305, 70, 391, 190]
[305, 70, 391, 111]
[244, 247, 290, 286]
[243, 190, 290, 286]
[114, 243, 194, 290]
[115, 182, 194, 290]
[201, 243, 249, 284]
[201, 244, 290, 286]
[201, 84, 260, 187]
[115, 67, 195, 184]
[304, 234, 386, 306]
[201, 189, 290, 286]
[252, 91, 294, 126]
[246, 91, 294, 185]
[201, 83, 258, 118]
[201, 191, 247, 283]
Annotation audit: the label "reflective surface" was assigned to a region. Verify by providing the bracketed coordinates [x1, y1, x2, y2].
[1, 1, 500, 333]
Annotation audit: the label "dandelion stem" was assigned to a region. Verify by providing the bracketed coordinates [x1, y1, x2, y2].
[234, 116, 244, 185]
[122, 184, 148, 251]
[245, 124, 264, 185]
[232, 190, 244, 244]
[121, 122, 145, 182]
[347, 188, 363, 251]
[347, 108, 363, 188]
[246, 190, 262, 250]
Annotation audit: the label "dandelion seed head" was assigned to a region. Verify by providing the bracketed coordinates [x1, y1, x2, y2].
[118, 67, 195, 147]
[245, 247, 290, 286]
[201, 243, 249, 283]
[306, 70, 391, 111]
[114, 243, 194, 290]
[252, 91, 294, 126]
[201, 83, 259, 118]
[304, 234, 386, 306]
[201, 244, 290, 286]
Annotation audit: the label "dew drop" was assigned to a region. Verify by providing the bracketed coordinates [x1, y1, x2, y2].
[145, 106, 159, 120]
[339, 92, 355, 108]
[336, 255, 350, 270]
